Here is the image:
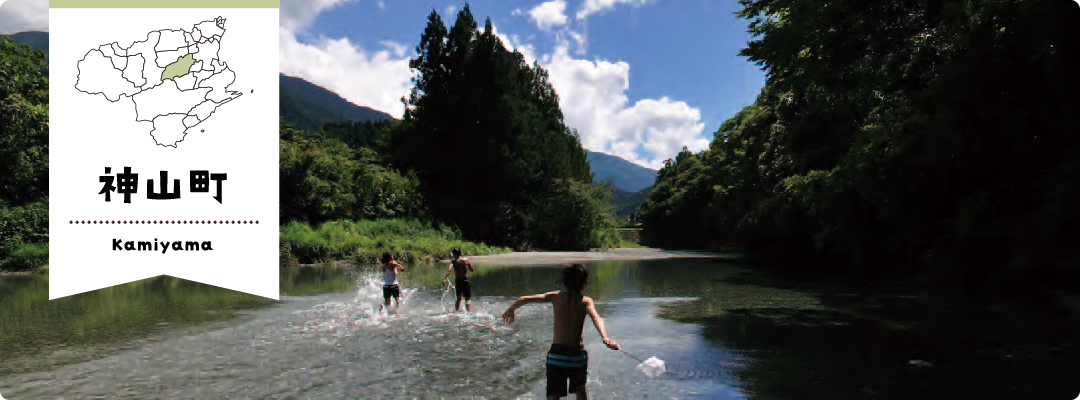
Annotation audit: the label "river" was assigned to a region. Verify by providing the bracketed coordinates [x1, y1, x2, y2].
[0, 249, 1017, 399]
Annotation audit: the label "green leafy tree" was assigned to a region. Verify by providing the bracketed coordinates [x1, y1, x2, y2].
[279, 124, 424, 224]
[395, 4, 611, 250]
[641, 0, 1080, 300]
[0, 37, 48, 207]
[0, 38, 49, 264]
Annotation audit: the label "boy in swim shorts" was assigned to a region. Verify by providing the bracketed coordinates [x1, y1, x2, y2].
[443, 247, 474, 312]
[502, 264, 620, 399]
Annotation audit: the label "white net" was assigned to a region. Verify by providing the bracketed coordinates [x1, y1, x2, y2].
[635, 356, 666, 379]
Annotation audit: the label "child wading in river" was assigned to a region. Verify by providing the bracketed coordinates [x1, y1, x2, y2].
[443, 247, 474, 312]
[502, 264, 620, 400]
[381, 252, 406, 309]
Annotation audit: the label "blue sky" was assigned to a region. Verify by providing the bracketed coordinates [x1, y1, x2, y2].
[0, 0, 767, 169]
[280, 0, 767, 169]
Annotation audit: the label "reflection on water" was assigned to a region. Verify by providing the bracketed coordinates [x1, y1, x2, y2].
[0, 257, 941, 399]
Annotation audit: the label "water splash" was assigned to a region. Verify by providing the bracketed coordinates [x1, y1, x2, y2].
[441, 279, 456, 313]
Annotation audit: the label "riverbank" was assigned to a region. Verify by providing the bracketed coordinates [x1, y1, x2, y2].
[449, 247, 739, 265]
[279, 219, 512, 266]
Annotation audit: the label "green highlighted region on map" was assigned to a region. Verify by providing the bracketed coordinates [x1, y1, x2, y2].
[162, 54, 195, 80]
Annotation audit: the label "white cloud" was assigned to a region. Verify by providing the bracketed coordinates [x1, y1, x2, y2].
[576, 0, 651, 21]
[280, 0, 353, 32]
[0, 0, 49, 34]
[446, 5, 458, 17]
[279, 0, 414, 118]
[277, 0, 704, 168]
[527, 0, 568, 30]
[543, 45, 706, 169]
[562, 28, 587, 55]
[513, 0, 584, 54]
[499, 0, 700, 168]
[379, 40, 409, 58]
[280, 31, 413, 119]
[377, 1, 385, 10]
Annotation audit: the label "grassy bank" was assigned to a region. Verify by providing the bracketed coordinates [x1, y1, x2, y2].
[280, 219, 512, 266]
[0, 243, 48, 273]
[0, 200, 49, 273]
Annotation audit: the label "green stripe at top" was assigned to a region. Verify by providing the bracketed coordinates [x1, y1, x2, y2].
[50, 0, 278, 7]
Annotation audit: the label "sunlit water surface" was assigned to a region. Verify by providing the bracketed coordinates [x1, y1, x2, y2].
[0, 258, 843, 399]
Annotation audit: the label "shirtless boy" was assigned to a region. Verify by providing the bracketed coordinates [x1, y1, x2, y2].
[443, 247, 474, 312]
[501, 264, 620, 400]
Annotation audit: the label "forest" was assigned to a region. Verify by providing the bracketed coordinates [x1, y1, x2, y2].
[279, 5, 622, 263]
[0, 5, 623, 271]
[638, 0, 1080, 304]
[0, 36, 49, 272]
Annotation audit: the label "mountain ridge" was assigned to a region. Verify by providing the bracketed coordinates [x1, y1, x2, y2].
[279, 74, 393, 132]
[585, 150, 658, 193]
[277, 74, 656, 212]
[2, 31, 48, 51]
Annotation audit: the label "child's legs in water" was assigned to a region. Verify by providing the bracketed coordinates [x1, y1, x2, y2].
[573, 388, 588, 399]
[544, 389, 587, 400]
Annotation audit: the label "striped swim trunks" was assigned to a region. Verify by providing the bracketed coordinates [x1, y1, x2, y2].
[546, 343, 588, 397]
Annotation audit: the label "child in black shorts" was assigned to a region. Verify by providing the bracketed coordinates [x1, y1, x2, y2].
[443, 247, 474, 312]
[502, 264, 620, 399]
[381, 252, 405, 308]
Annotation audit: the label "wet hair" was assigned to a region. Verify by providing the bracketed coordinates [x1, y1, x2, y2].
[381, 252, 393, 264]
[451, 247, 462, 258]
[559, 264, 589, 303]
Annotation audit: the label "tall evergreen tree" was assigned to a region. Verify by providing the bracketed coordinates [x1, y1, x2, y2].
[395, 4, 614, 250]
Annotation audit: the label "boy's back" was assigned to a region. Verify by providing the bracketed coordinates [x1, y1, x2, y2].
[444, 248, 474, 312]
[502, 264, 619, 399]
[450, 257, 470, 279]
[550, 291, 588, 347]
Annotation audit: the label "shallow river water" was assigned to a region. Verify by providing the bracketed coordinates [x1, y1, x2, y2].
[0, 254, 923, 399]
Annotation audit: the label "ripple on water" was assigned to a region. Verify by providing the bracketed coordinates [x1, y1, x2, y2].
[0, 270, 750, 399]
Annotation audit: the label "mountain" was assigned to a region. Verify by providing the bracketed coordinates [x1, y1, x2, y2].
[585, 150, 658, 193]
[277, 74, 659, 194]
[279, 74, 393, 131]
[275, 73, 656, 215]
[611, 185, 652, 218]
[3, 31, 48, 51]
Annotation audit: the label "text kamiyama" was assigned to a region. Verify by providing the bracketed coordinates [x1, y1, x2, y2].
[112, 239, 214, 253]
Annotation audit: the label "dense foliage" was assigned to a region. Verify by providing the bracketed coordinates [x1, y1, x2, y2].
[0, 37, 49, 270]
[639, 0, 1080, 300]
[279, 124, 424, 224]
[610, 186, 651, 221]
[279, 218, 509, 266]
[387, 5, 618, 250]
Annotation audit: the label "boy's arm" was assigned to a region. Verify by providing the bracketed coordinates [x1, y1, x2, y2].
[396, 261, 406, 271]
[501, 291, 556, 324]
[466, 259, 474, 272]
[442, 263, 452, 281]
[585, 297, 620, 350]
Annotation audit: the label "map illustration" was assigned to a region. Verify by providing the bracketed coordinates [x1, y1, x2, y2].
[75, 17, 242, 147]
